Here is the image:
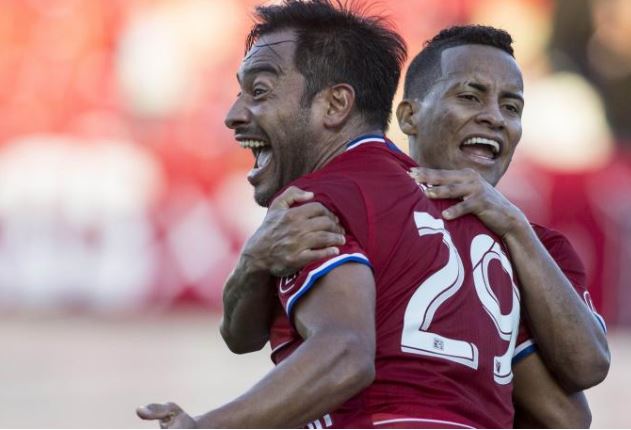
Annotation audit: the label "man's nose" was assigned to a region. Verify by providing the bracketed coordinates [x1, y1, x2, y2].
[224, 98, 250, 130]
[475, 103, 506, 130]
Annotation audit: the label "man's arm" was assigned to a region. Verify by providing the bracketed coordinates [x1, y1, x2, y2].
[411, 167, 610, 391]
[219, 257, 277, 354]
[140, 262, 376, 428]
[220, 187, 346, 353]
[502, 221, 609, 390]
[513, 352, 591, 428]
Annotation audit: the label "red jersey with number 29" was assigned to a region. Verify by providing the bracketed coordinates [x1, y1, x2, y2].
[270, 135, 522, 429]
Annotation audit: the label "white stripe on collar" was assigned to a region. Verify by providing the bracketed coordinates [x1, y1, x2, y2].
[346, 135, 386, 151]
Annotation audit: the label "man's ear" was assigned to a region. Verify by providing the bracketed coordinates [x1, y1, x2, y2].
[322, 83, 355, 128]
[396, 100, 418, 136]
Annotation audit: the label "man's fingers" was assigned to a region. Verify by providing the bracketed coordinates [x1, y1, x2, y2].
[304, 216, 345, 235]
[296, 247, 341, 265]
[286, 202, 336, 221]
[303, 231, 346, 250]
[136, 403, 181, 421]
[409, 167, 471, 186]
[270, 186, 314, 209]
[270, 188, 340, 226]
[423, 183, 475, 200]
[442, 199, 477, 220]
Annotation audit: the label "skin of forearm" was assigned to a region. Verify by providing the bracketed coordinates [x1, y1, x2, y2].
[537, 392, 591, 428]
[195, 330, 375, 428]
[514, 394, 591, 429]
[504, 221, 610, 391]
[513, 354, 592, 428]
[220, 254, 276, 354]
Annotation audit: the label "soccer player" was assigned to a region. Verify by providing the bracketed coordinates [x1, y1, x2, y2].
[397, 25, 610, 426]
[219, 24, 610, 429]
[138, 1, 524, 428]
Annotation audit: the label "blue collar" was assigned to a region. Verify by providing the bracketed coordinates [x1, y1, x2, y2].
[345, 134, 386, 150]
[345, 134, 402, 154]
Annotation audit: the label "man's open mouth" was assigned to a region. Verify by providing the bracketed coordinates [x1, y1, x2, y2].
[238, 139, 273, 179]
[460, 136, 501, 160]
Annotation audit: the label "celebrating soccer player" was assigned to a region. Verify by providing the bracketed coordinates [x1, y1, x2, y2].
[138, 2, 610, 428]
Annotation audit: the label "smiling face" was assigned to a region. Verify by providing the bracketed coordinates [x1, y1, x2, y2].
[404, 44, 524, 186]
[224, 30, 320, 207]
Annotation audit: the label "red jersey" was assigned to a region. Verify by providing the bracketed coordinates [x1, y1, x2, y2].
[270, 135, 522, 429]
[512, 224, 607, 362]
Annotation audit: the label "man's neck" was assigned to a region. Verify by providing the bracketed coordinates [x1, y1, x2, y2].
[311, 125, 384, 172]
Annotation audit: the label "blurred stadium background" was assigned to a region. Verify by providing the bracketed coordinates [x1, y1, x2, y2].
[0, 0, 629, 427]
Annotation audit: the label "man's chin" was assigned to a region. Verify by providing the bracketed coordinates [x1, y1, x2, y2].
[253, 187, 275, 208]
[455, 160, 501, 186]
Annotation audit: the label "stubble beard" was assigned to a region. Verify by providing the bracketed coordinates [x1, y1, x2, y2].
[254, 107, 314, 208]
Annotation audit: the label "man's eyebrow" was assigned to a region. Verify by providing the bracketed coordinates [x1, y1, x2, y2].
[244, 64, 283, 77]
[466, 82, 524, 103]
[466, 82, 488, 93]
[501, 90, 524, 104]
[236, 63, 283, 84]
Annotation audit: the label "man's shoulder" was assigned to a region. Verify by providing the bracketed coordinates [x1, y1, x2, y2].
[530, 222, 574, 252]
[294, 141, 414, 190]
[531, 222, 562, 239]
[530, 222, 586, 285]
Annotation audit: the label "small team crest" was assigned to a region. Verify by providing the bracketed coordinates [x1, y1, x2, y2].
[279, 273, 298, 293]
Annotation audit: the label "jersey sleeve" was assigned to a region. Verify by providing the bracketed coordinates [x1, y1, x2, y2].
[276, 234, 372, 320]
[513, 224, 606, 364]
[274, 177, 373, 321]
[533, 223, 607, 333]
[513, 311, 537, 364]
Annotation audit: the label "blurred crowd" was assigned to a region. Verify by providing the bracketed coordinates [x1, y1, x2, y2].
[0, 0, 629, 325]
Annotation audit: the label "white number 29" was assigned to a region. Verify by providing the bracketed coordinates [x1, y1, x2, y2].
[401, 212, 520, 385]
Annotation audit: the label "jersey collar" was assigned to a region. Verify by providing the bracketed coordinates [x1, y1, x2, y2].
[345, 134, 403, 154]
[345, 134, 386, 151]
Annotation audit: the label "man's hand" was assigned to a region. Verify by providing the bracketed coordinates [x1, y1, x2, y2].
[222, 186, 342, 353]
[244, 186, 346, 277]
[136, 402, 197, 429]
[410, 167, 527, 239]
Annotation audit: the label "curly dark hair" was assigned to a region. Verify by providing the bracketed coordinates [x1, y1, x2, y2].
[246, 0, 407, 131]
[404, 25, 514, 99]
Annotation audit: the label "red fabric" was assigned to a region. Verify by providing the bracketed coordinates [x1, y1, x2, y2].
[269, 139, 519, 429]
[515, 222, 597, 350]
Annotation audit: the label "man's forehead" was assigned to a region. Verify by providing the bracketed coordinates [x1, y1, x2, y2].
[440, 69, 523, 90]
[439, 45, 523, 89]
[242, 30, 297, 68]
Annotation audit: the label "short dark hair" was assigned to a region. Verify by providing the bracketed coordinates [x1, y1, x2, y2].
[246, 0, 407, 131]
[404, 25, 514, 99]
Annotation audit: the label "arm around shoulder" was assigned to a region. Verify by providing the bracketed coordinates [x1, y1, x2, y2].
[198, 262, 376, 428]
[513, 352, 591, 428]
[220, 187, 346, 354]
[504, 220, 610, 391]
[220, 253, 277, 354]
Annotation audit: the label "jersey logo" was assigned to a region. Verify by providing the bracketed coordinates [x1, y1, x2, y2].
[279, 274, 298, 294]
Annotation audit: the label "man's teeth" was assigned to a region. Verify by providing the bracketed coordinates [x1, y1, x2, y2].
[239, 139, 268, 149]
[462, 137, 500, 154]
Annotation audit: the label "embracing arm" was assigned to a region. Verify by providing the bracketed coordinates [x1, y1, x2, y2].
[220, 187, 346, 354]
[503, 222, 609, 391]
[220, 256, 277, 353]
[513, 352, 591, 428]
[140, 263, 376, 428]
[411, 167, 609, 391]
